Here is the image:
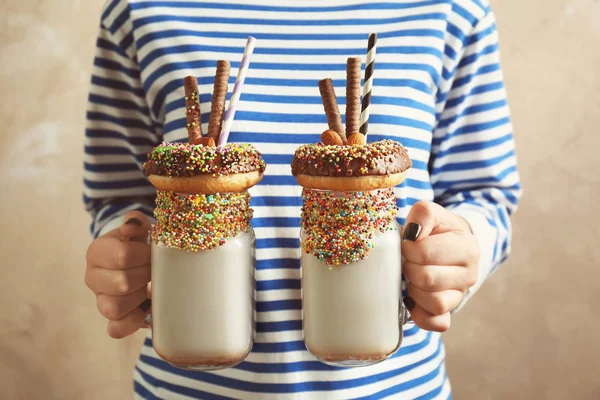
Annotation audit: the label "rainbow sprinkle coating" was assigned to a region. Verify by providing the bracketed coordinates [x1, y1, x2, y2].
[301, 188, 398, 266]
[152, 190, 253, 251]
[144, 142, 266, 178]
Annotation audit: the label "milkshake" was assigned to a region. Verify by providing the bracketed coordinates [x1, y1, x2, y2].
[146, 189, 261, 370]
[292, 183, 410, 366]
[151, 231, 255, 368]
[142, 39, 265, 370]
[302, 222, 402, 363]
[291, 35, 413, 366]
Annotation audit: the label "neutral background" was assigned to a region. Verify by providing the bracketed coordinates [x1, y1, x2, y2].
[1, 0, 598, 399]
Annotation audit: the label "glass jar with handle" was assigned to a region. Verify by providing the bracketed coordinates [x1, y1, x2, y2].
[147, 190, 256, 370]
[300, 188, 413, 367]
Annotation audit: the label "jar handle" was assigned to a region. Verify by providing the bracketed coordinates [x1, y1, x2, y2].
[142, 229, 153, 329]
[141, 297, 152, 328]
[399, 224, 415, 327]
[144, 310, 153, 328]
[399, 301, 414, 326]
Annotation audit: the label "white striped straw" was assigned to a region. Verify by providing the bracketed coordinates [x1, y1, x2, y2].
[218, 36, 256, 147]
[359, 33, 377, 138]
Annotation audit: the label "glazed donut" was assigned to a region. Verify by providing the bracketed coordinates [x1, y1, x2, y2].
[291, 139, 412, 192]
[295, 171, 408, 192]
[148, 171, 263, 194]
[144, 142, 266, 194]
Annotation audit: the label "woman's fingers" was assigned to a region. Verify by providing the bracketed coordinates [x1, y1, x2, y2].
[402, 200, 471, 241]
[87, 237, 151, 270]
[406, 284, 464, 316]
[97, 287, 148, 321]
[402, 230, 479, 267]
[106, 307, 149, 339]
[86, 265, 151, 296]
[403, 261, 476, 292]
[119, 211, 153, 242]
[403, 299, 452, 333]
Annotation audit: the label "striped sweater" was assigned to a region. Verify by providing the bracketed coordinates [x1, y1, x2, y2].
[84, 1, 521, 398]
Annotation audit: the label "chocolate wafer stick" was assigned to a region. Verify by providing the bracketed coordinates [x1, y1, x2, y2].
[184, 76, 202, 144]
[318, 78, 346, 144]
[345, 57, 362, 136]
[207, 60, 231, 142]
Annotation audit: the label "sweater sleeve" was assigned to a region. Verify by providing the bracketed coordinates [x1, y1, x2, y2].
[430, 9, 522, 309]
[83, 3, 160, 238]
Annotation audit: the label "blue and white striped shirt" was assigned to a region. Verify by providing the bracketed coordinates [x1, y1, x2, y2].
[84, 1, 521, 398]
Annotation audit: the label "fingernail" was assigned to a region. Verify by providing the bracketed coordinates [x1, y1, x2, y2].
[402, 222, 421, 242]
[139, 299, 152, 312]
[125, 217, 142, 226]
[403, 296, 416, 310]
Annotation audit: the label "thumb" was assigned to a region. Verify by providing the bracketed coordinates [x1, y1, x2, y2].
[401, 200, 467, 241]
[119, 211, 152, 242]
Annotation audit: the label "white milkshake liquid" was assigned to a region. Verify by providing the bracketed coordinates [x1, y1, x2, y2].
[302, 225, 402, 365]
[151, 231, 255, 370]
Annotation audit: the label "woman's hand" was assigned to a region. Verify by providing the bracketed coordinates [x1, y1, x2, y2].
[85, 211, 152, 338]
[401, 201, 479, 332]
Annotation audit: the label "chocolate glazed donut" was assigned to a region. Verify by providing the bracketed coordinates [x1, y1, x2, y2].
[291, 139, 412, 192]
[144, 142, 266, 194]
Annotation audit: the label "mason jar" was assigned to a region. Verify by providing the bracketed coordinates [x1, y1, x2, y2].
[300, 188, 412, 367]
[148, 190, 255, 370]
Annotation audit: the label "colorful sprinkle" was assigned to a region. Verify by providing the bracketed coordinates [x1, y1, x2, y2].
[151, 190, 253, 252]
[301, 188, 398, 266]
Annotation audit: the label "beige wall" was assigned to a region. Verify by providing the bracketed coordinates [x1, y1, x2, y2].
[0, 1, 598, 399]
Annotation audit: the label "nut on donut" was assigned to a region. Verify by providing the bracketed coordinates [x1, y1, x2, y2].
[291, 139, 411, 191]
[144, 142, 266, 194]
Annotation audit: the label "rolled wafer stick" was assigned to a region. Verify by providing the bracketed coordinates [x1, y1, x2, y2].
[318, 78, 346, 144]
[360, 33, 377, 138]
[345, 57, 362, 136]
[207, 60, 231, 142]
[184, 76, 202, 144]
